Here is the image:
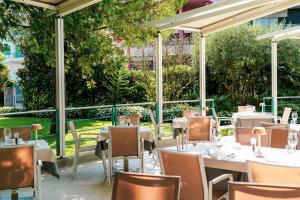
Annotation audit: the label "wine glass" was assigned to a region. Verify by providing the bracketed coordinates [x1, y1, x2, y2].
[3, 128, 12, 144]
[292, 112, 298, 124]
[288, 131, 298, 152]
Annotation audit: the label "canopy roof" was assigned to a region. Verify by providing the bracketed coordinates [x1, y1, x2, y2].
[257, 25, 300, 41]
[12, 0, 102, 16]
[153, 0, 300, 36]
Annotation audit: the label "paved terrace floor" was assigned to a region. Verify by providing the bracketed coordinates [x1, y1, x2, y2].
[41, 153, 160, 200]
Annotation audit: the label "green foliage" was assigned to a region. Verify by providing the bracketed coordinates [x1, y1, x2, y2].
[163, 65, 198, 101]
[193, 24, 300, 110]
[0, 107, 25, 114]
[104, 68, 131, 104]
[0, 0, 184, 109]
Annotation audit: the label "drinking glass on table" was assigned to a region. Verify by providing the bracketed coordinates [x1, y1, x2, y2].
[287, 131, 298, 152]
[292, 112, 298, 124]
[3, 128, 12, 144]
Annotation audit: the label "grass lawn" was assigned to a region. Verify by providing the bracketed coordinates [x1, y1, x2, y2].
[0, 116, 153, 156]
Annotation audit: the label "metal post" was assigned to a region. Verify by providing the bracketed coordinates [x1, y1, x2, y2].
[55, 18, 65, 157]
[156, 32, 163, 124]
[199, 35, 206, 116]
[272, 42, 278, 117]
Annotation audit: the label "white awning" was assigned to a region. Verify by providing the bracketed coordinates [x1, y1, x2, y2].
[152, 0, 300, 36]
[11, 0, 102, 16]
[257, 25, 300, 41]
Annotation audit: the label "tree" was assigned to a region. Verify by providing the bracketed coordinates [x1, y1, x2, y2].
[2, 0, 185, 110]
[0, 55, 9, 106]
[193, 24, 300, 109]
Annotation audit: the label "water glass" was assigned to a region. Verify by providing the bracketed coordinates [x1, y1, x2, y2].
[292, 112, 298, 124]
[287, 131, 298, 151]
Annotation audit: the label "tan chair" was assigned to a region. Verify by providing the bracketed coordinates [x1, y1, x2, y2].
[260, 123, 289, 148]
[158, 149, 233, 200]
[149, 111, 174, 144]
[229, 182, 300, 200]
[69, 121, 103, 178]
[112, 172, 180, 200]
[187, 116, 211, 144]
[247, 160, 300, 185]
[108, 126, 144, 185]
[235, 127, 270, 147]
[238, 105, 255, 112]
[117, 115, 140, 126]
[183, 109, 202, 117]
[279, 107, 292, 124]
[211, 108, 234, 132]
[0, 144, 41, 199]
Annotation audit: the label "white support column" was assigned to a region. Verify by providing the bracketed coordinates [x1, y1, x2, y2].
[271, 42, 278, 118]
[199, 35, 206, 116]
[156, 33, 163, 123]
[55, 18, 66, 157]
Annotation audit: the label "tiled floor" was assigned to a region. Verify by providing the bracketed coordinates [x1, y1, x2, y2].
[41, 153, 160, 200]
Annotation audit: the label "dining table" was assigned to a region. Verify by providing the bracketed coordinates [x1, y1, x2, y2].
[163, 136, 300, 173]
[0, 140, 60, 178]
[232, 112, 275, 128]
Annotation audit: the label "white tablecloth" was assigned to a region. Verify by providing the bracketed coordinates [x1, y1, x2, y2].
[232, 112, 275, 128]
[164, 136, 300, 173]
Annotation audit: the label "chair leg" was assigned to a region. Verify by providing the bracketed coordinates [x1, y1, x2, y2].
[72, 150, 79, 178]
[101, 151, 108, 178]
[176, 136, 180, 151]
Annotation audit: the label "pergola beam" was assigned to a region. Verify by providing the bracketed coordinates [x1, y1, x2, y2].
[56, 0, 102, 16]
[156, 33, 163, 124]
[199, 36, 206, 116]
[271, 42, 278, 117]
[202, 0, 300, 35]
[12, 0, 57, 10]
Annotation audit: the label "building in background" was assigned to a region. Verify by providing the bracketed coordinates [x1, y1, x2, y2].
[1, 42, 24, 108]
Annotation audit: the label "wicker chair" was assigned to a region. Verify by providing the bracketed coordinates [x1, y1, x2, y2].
[0, 144, 41, 199]
[108, 126, 144, 185]
[112, 172, 180, 200]
[158, 149, 233, 200]
[229, 182, 300, 200]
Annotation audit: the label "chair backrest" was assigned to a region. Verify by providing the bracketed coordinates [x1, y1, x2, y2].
[158, 149, 208, 200]
[109, 126, 140, 157]
[183, 109, 202, 118]
[117, 115, 140, 126]
[235, 127, 270, 147]
[229, 182, 300, 200]
[69, 121, 79, 145]
[238, 105, 255, 112]
[260, 122, 288, 128]
[11, 127, 32, 141]
[149, 111, 157, 129]
[281, 107, 292, 124]
[267, 126, 288, 149]
[187, 116, 211, 142]
[112, 172, 180, 200]
[0, 144, 36, 191]
[247, 160, 300, 185]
